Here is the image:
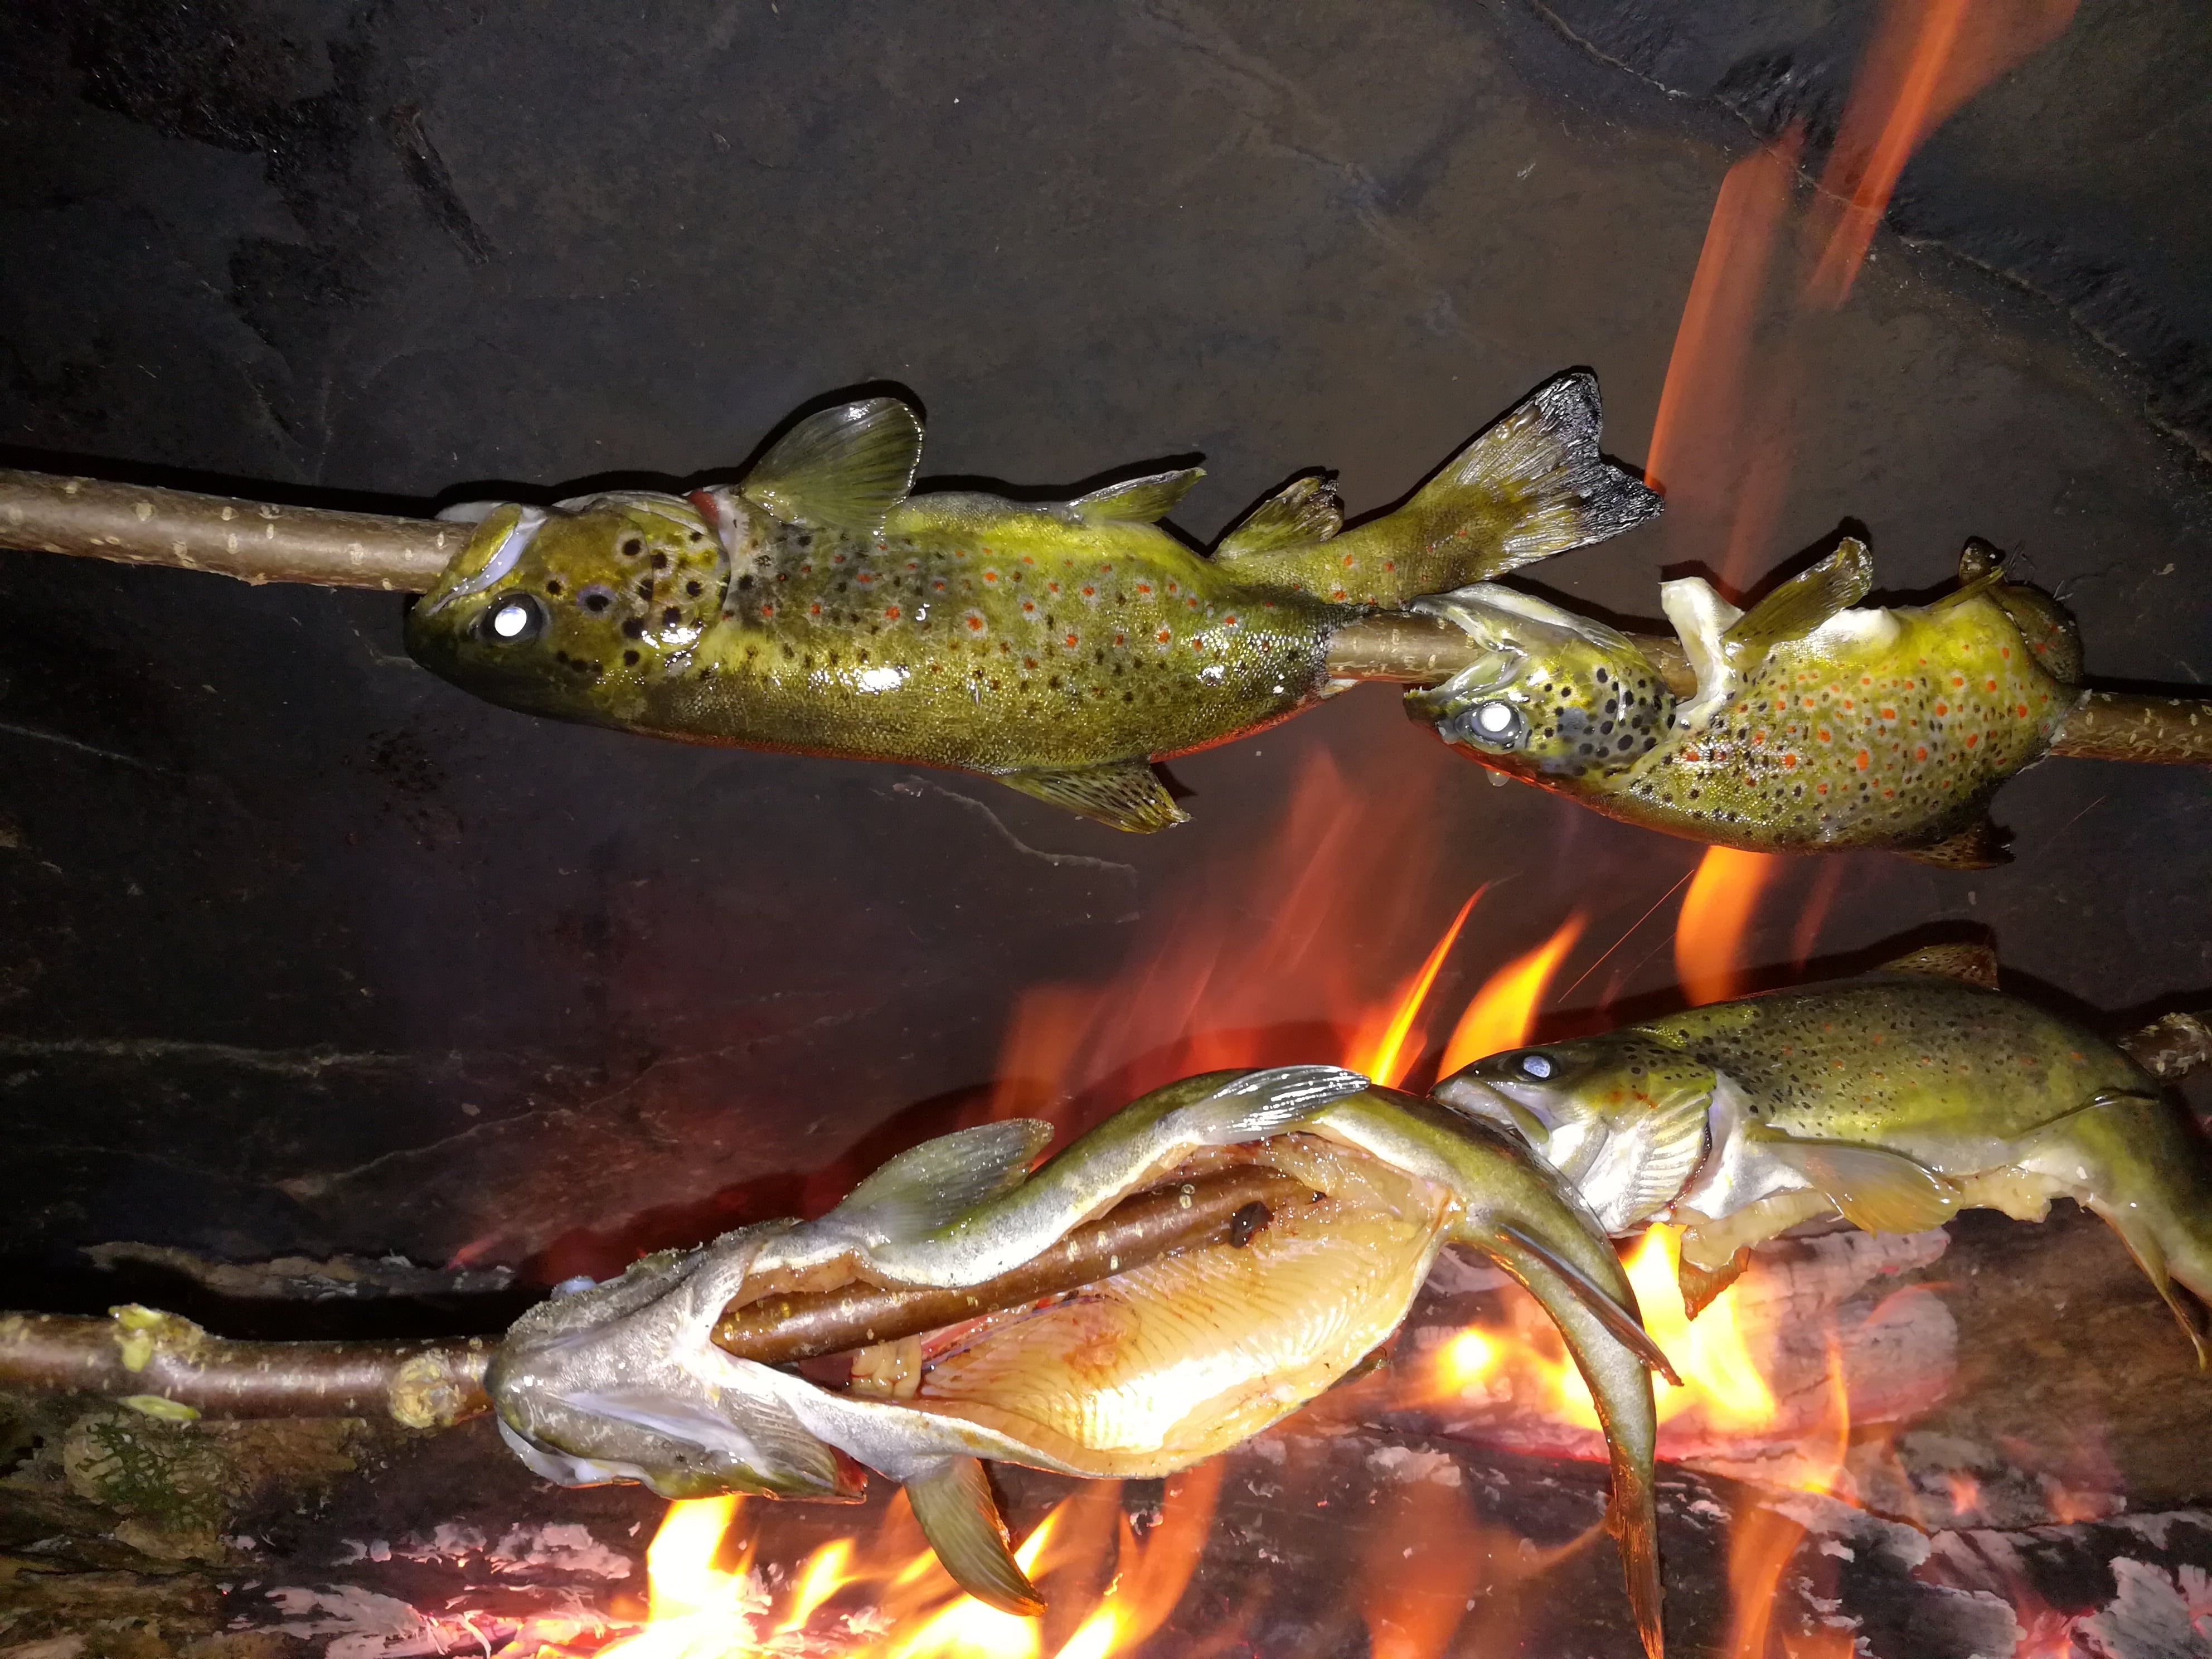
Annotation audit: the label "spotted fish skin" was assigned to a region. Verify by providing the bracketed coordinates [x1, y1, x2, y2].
[1412, 539, 2083, 858]
[406, 377, 1660, 831]
[1436, 963, 2212, 1363]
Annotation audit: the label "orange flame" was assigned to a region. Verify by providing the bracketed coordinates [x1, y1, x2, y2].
[1645, 134, 1804, 508]
[1347, 889, 1482, 1086]
[1675, 847, 1781, 1006]
[1721, 1339, 1852, 1657]
[1437, 915, 1585, 1075]
[1808, 0, 2080, 306]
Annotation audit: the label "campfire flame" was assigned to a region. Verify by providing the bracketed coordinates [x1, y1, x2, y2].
[1675, 847, 1782, 1006]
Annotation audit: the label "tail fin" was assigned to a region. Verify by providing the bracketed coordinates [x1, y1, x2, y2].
[1216, 371, 1661, 608]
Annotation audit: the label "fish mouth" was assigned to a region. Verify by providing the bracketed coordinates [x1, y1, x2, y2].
[1432, 1074, 1555, 1151]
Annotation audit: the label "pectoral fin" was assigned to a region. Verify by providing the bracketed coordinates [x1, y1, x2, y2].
[905, 1457, 1044, 1617]
[1723, 539, 1874, 662]
[743, 399, 924, 533]
[1070, 468, 1204, 524]
[1216, 474, 1343, 558]
[1676, 1245, 1752, 1320]
[997, 760, 1190, 833]
[1168, 1064, 1374, 1144]
[1500, 1223, 1681, 1386]
[830, 1119, 1055, 1245]
[1750, 1130, 1958, 1233]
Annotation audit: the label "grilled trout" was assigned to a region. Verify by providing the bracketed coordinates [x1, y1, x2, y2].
[1435, 947, 2212, 1365]
[405, 374, 1659, 831]
[1408, 537, 2085, 864]
[488, 1065, 1673, 1656]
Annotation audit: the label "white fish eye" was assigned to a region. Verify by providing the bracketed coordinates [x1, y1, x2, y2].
[479, 592, 547, 644]
[1517, 1051, 1554, 1080]
[1458, 698, 1525, 748]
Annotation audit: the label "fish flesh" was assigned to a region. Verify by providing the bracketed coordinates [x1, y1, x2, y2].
[1408, 537, 2085, 864]
[487, 1065, 1675, 1656]
[405, 374, 1659, 831]
[1434, 945, 2212, 1363]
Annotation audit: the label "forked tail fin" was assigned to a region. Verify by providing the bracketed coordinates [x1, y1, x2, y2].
[1215, 370, 1661, 608]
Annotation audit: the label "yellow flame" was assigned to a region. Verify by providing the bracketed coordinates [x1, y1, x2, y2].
[1347, 890, 1481, 1086]
[773, 1537, 855, 1634]
[1437, 915, 1584, 1076]
[1053, 1608, 1126, 1659]
[885, 1508, 1063, 1659]
[1674, 847, 1778, 1007]
[1434, 1329, 1498, 1392]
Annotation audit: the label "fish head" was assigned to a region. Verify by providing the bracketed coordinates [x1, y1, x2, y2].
[405, 491, 737, 720]
[1404, 585, 1675, 782]
[486, 1230, 867, 1504]
[1433, 1032, 1713, 1231]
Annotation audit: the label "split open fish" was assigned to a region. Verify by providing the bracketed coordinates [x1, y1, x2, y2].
[405, 372, 1660, 832]
[487, 1064, 1676, 1656]
[1408, 537, 2091, 864]
[1435, 946, 2212, 1364]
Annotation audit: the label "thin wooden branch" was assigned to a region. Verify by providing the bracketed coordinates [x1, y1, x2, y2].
[4, 466, 2207, 763]
[712, 1166, 1309, 1364]
[0, 469, 455, 590]
[0, 1306, 491, 1426]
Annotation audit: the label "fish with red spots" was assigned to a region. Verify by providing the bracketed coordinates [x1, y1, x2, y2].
[1408, 536, 2085, 865]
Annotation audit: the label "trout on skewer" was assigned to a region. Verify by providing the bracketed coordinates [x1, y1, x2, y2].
[1434, 945, 2212, 1364]
[1406, 534, 2192, 864]
[402, 372, 1660, 831]
[487, 1064, 1677, 1657]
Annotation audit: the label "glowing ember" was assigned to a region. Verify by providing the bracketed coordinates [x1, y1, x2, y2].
[1674, 846, 1781, 1006]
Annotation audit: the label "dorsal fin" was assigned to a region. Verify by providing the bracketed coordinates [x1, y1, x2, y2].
[1070, 468, 1204, 524]
[1217, 474, 1343, 557]
[1876, 942, 2001, 988]
[1724, 539, 1874, 660]
[826, 1119, 1052, 1245]
[743, 399, 923, 533]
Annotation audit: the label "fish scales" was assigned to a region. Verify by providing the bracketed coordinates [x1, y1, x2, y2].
[1436, 962, 2212, 1365]
[1639, 978, 2149, 1168]
[407, 377, 1661, 830]
[1410, 537, 2083, 860]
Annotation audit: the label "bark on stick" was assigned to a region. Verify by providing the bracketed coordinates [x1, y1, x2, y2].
[6, 467, 2209, 764]
[0, 1306, 491, 1427]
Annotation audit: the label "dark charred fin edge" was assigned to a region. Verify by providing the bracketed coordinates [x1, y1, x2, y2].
[741, 398, 924, 534]
[2121, 1011, 2212, 1082]
[1962, 537, 2089, 686]
[1070, 468, 1204, 525]
[1216, 473, 1344, 560]
[1498, 1221, 1681, 1387]
[1875, 942, 2002, 988]
[1471, 368, 1665, 576]
[905, 1456, 1045, 1617]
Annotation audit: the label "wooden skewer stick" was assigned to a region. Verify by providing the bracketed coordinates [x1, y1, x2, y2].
[0, 1306, 492, 1425]
[711, 1165, 1312, 1365]
[3, 467, 2207, 763]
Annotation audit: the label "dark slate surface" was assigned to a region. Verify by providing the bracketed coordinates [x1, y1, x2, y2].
[0, 1, 2206, 1299]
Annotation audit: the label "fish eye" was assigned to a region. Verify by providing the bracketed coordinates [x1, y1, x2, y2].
[1517, 1051, 1554, 1080]
[1458, 698, 1526, 749]
[480, 592, 547, 644]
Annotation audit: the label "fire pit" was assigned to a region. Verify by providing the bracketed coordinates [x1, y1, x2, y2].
[3, 3, 2210, 1657]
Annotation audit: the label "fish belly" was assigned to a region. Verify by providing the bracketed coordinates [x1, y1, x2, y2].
[646, 523, 1342, 773]
[1606, 598, 2072, 851]
[891, 1185, 1444, 1477]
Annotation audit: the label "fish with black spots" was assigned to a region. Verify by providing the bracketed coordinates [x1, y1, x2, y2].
[405, 373, 1660, 831]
